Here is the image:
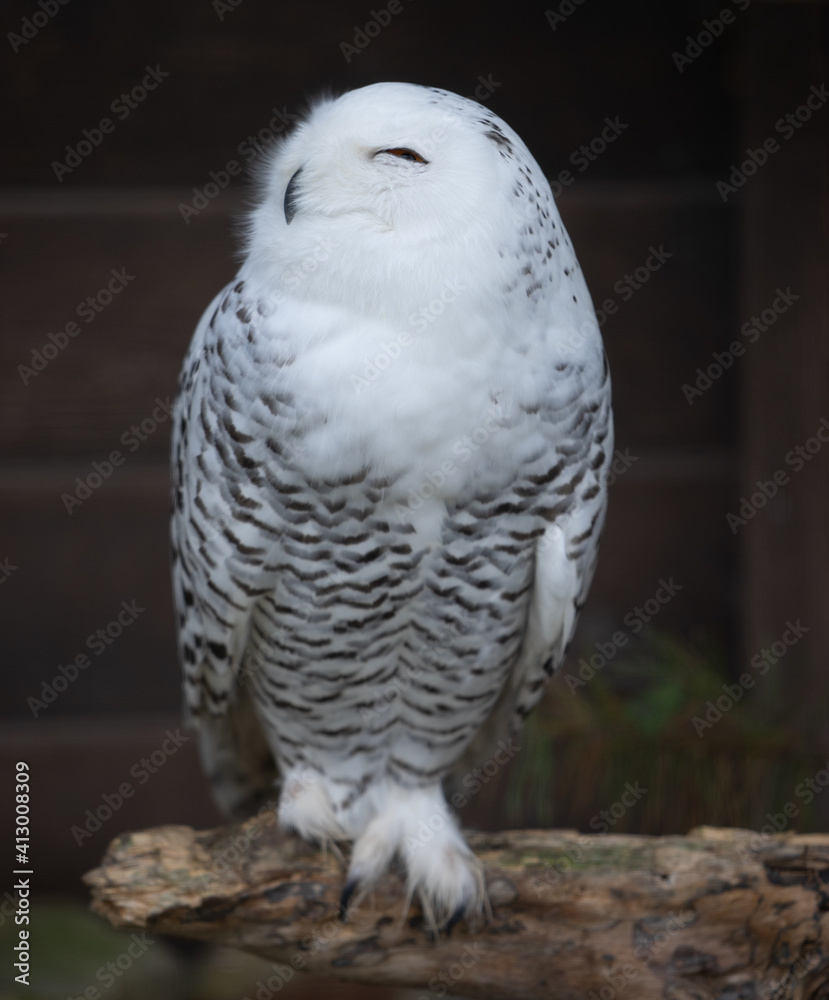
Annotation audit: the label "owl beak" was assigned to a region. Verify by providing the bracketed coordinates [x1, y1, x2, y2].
[283, 167, 304, 225]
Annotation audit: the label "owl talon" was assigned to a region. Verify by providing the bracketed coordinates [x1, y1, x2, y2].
[444, 903, 466, 936]
[423, 901, 469, 941]
[339, 878, 358, 921]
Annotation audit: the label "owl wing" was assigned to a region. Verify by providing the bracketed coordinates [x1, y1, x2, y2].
[509, 354, 613, 734]
[171, 282, 282, 817]
[452, 349, 613, 774]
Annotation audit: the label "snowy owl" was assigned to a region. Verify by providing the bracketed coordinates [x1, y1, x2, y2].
[170, 81, 612, 929]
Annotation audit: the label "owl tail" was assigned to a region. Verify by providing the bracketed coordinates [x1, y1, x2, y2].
[193, 680, 280, 821]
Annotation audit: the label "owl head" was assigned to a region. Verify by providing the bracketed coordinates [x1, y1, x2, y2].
[246, 85, 578, 313]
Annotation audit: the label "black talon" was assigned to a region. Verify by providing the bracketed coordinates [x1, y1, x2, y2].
[444, 903, 466, 936]
[339, 879, 358, 921]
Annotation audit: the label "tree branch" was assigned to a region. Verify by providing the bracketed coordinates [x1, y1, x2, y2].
[84, 816, 829, 999]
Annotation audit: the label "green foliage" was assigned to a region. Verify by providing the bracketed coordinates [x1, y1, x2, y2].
[0, 903, 182, 1000]
[509, 632, 824, 836]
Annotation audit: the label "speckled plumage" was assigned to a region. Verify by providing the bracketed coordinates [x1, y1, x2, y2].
[170, 82, 612, 925]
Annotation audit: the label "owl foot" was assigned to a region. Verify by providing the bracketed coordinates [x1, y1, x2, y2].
[339, 878, 359, 921]
[342, 783, 487, 935]
[277, 767, 346, 843]
[403, 825, 487, 936]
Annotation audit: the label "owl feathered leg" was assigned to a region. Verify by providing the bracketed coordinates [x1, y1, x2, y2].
[343, 782, 486, 932]
[277, 766, 348, 843]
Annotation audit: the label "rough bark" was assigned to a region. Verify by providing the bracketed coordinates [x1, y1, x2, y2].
[85, 817, 829, 999]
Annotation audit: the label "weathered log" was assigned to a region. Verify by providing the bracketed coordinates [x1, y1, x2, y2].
[84, 816, 829, 999]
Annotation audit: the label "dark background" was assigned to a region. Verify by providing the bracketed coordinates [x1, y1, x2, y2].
[1, 1, 827, 997]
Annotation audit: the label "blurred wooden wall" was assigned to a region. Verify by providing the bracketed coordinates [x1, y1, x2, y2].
[738, 6, 829, 743]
